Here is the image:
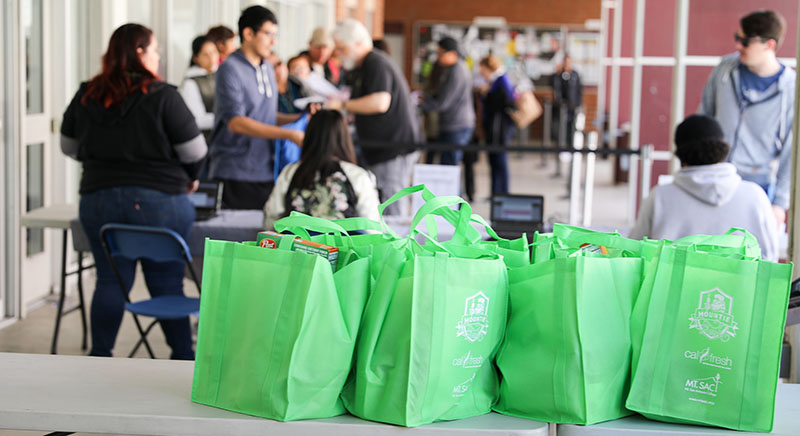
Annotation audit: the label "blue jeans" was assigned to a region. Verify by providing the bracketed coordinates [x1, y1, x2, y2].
[488, 151, 509, 194]
[487, 127, 513, 195]
[80, 187, 195, 359]
[757, 182, 776, 202]
[438, 128, 474, 165]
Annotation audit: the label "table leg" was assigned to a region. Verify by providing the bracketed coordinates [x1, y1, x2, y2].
[77, 251, 88, 351]
[50, 229, 68, 355]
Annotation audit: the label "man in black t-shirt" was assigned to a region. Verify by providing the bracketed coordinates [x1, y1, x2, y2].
[328, 19, 421, 216]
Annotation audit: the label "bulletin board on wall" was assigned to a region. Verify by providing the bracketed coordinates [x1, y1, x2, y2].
[413, 21, 601, 89]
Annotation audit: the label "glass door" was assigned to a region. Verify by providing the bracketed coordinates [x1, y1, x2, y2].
[19, 0, 54, 312]
[0, 1, 6, 320]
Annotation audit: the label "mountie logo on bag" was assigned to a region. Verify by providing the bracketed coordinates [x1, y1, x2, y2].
[689, 288, 738, 342]
[684, 347, 733, 370]
[452, 351, 484, 369]
[456, 292, 490, 342]
[684, 373, 722, 397]
[452, 373, 476, 398]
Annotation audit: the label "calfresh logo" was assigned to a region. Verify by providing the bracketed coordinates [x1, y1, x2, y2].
[452, 351, 484, 369]
[456, 292, 489, 342]
[684, 374, 722, 397]
[689, 288, 738, 341]
[684, 347, 733, 370]
[452, 373, 476, 398]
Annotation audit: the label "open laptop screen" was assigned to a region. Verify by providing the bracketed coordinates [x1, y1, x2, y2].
[490, 194, 544, 234]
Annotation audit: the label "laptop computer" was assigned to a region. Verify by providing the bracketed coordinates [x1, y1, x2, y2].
[188, 181, 224, 221]
[490, 194, 545, 240]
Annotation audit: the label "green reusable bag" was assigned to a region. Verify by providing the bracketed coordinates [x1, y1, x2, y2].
[191, 216, 369, 421]
[625, 243, 792, 432]
[629, 238, 668, 371]
[494, 238, 644, 425]
[342, 191, 510, 427]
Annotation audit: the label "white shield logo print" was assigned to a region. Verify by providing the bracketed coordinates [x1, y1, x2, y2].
[689, 288, 738, 341]
[456, 292, 490, 342]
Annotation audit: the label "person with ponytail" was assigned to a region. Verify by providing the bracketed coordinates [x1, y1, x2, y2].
[60, 23, 207, 359]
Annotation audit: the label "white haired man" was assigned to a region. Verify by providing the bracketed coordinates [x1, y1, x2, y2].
[328, 19, 422, 216]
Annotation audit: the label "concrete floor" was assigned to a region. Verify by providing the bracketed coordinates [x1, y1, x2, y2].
[0, 151, 629, 436]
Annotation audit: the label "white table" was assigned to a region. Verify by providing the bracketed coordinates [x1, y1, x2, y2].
[20, 204, 89, 355]
[0, 352, 549, 436]
[558, 384, 800, 435]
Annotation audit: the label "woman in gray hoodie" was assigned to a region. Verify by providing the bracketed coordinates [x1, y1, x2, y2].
[629, 115, 778, 261]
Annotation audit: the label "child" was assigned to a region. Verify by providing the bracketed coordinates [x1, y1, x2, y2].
[264, 110, 380, 229]
[629, 114, 779, 261]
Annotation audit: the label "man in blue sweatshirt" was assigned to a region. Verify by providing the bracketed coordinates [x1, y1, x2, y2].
[210, 6, 304, 210]
[698, 10, 794, 228]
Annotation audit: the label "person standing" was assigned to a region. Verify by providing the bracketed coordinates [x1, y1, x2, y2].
[697, 10, 795, 228]
[209, 6, 304, 210]
[207, 25, 236, 64]
[60, 23, 207, 359]
[420, 37, 475, 166]
[478, 55, 515, 195]
[180, 35, 219, 143]
[551, 54, 582, 148]
[307, 27, 342, 87]
[328, 19, 422, 216]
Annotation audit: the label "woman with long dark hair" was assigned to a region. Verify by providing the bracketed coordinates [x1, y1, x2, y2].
[264, 109, 380, 228]
[60, 23, 207, 359]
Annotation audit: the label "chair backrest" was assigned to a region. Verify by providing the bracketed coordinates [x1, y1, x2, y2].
[100, 224, 193, 264]
[100, 223, 201, 294]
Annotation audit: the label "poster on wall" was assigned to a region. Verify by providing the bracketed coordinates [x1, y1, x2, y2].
[566, 32, 601, 85]
[414, 21, 600, 90]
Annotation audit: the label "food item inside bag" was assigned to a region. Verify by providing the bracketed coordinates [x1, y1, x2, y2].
[257, 230, 338, 272]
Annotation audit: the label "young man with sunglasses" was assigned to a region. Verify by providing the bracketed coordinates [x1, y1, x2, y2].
[698, 10, 795, 228]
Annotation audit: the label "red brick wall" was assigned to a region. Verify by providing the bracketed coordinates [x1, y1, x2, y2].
[385, 0, 601, 80]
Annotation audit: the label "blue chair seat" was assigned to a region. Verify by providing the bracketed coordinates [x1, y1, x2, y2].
[126, 296, 200, 320]
[101, 223, 203, 358]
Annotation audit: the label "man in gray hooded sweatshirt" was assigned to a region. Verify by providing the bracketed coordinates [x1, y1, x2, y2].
[697, 10, 794, 229]
[629, 115, 778, 261]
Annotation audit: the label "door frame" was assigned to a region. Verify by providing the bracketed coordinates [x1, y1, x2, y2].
[2, 0, 22, 322]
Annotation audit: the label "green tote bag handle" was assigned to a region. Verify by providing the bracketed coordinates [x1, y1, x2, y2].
[553, 223, 642, 254]
[273, 212, 353, 249]
[674, 227, 761, 258]
[377, 184, 485, 245]
[377, 185, 438, 239]
[409, 195, 473, 242]
[331, 217, 384, 233]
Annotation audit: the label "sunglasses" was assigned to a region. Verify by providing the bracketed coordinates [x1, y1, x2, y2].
[734, 33, 769, 47]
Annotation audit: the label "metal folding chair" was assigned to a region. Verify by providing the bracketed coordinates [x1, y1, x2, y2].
[99, 224, 201, 358]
